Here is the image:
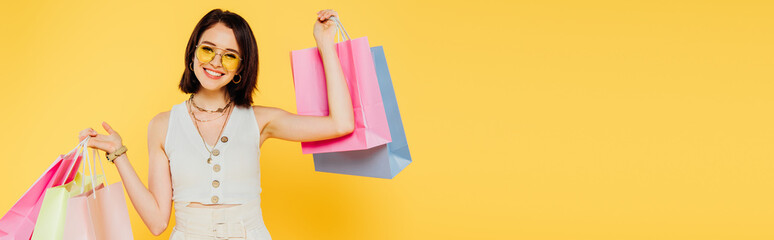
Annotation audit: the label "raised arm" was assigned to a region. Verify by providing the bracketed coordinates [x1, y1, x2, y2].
[261, 9, 354, 142]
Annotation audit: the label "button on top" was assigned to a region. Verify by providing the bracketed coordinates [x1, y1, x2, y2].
[213, 164, 221, 172]
[220, 136, 229, 143]
[212, 149, 220, 156]
[207, 158, 212, 164]
[212, 180, 220, 188]
[211, 196, 219, 203]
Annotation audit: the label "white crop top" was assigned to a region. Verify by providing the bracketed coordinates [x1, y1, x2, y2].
[164, 100, 262, 204]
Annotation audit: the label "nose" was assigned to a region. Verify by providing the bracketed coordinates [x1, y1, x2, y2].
[209, 53, 223, 68]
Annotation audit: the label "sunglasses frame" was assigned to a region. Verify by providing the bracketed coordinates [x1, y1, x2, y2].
[194, 43, 243, 72]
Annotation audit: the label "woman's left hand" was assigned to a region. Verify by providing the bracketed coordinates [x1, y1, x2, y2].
[313, 9, 339, 47]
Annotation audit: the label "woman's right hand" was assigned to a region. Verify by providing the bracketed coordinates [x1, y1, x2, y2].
[78, 121, 124, 154]
[313, 9, 339, 47]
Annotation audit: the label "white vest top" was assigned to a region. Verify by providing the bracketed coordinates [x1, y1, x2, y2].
[165, 100, 262, 204]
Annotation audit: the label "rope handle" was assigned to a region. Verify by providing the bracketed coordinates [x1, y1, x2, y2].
[77, 136, 110, 199]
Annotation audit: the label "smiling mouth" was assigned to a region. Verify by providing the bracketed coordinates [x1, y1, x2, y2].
[204, 68, 224, 78]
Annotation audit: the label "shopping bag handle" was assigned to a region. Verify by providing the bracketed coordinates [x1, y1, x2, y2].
[60, 137, 89, 185]
[330, 17, 351, 42]
[78, 136, 109, 199]
[65, 137, 88, 158]
[78, 136, 95, 197]
[65, 137, 89, 165]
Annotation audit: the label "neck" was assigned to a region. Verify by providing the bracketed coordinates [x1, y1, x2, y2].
[193, 88, 230, 109]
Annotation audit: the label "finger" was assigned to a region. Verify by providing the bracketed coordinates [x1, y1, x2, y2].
[78, 128, 98, 141]
[87, 138, 116, 153]
[91, 133, 113, 142]
[321, 20, 332, 28]
[79, 128, 97, 135]
[318, 11, 326, 20]
[79, 133, 94, 142]
[102, 121, 118, 135]
[78, 129, 89, 141]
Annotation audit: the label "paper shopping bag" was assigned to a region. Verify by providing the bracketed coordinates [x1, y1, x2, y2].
[63, 183, 100, 240]
[313, 46, 412, 179]
[291, 18, 391, 154]
[0, 144, 84, 240]
[65, 182, 133, 240]
[64, 147, 133, 240]
[87, 182, 133, 240]
[31, 172, 103, 240]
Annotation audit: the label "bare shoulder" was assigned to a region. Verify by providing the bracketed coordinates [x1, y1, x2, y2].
[149, 111, 171, 130]
[252, 105, 285, 113]
[252, 105, 291, 136]
[252, 105, 288, 122]
[148, 111, 171, 148]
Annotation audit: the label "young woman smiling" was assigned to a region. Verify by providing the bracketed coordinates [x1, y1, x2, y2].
[78, 9, 353, 239]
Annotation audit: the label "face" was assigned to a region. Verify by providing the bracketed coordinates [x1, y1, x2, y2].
[192, 22, 242, 91]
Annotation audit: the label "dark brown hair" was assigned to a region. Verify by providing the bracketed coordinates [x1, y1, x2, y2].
[179, 9, 259, 108]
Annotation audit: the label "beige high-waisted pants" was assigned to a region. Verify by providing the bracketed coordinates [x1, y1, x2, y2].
[169, 198, 271, 240]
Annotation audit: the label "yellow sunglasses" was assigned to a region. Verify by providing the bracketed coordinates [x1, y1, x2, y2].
[195, 43, 242, 72]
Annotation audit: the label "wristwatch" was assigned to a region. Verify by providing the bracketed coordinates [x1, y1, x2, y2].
[106, 145, 128, 163]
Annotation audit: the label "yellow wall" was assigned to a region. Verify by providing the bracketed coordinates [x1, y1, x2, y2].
[1, 0, 772, 239]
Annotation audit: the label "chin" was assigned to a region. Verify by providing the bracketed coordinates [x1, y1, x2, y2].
[195, 74, 231, 90]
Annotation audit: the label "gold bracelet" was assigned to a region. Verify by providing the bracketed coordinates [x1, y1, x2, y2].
[106, 145, 127, 163]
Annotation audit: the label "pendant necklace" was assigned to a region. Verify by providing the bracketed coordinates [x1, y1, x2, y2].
[188, 98, 231, 164]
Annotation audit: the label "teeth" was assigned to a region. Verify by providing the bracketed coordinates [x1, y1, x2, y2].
[205, 69, 223, 76]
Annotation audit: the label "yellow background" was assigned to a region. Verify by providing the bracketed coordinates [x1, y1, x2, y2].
[1, 0, 772, 239]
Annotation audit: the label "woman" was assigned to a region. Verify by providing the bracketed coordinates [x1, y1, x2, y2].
[78, 9, 353, 239]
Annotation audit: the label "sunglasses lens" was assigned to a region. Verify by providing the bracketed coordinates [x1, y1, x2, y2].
[222, 53, 240, 71]
[196, 45, 216, 63]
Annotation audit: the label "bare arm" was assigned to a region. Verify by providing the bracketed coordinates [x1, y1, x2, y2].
[78, 114, 173, 236]
[262, 9, 354, 142]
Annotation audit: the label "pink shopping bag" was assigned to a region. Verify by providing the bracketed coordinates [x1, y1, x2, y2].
[291, 17, 391, 154]
[0, 140, 84, 240]
[63, 183, 100, 240]
[64, 147, 133, 240]
[87, 182, 133, 240]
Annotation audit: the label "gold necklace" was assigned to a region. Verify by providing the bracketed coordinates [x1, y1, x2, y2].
[191, 109, 227, 122]
[190, 94, 232, 113]
[188, 99, 231, 163]
[189, 94, 231, 122]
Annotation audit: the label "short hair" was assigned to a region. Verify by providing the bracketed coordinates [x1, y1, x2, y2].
[179, 9, 259, 108]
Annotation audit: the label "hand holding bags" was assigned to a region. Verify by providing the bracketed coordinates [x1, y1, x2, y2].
[0, 139, 83, 240]
[291, 16, 392, 154]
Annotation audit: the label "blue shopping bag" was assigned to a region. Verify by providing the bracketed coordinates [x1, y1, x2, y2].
[312, 46, 412, 179]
